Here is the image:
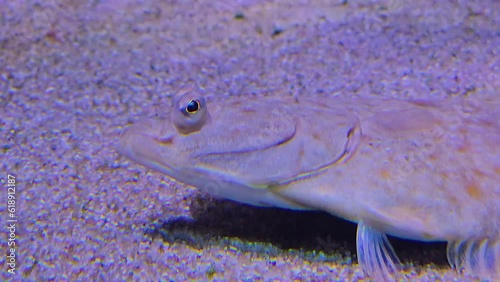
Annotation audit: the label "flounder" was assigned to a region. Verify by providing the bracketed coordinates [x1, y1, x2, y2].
[119, 86, 500, 280]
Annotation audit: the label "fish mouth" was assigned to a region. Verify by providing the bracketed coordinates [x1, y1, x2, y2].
[118, 118, 176, 175]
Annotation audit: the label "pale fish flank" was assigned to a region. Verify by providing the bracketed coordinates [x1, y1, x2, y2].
[119, 86, 500, 280]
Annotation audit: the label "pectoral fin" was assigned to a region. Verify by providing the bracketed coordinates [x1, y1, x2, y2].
[356, 220, 402, 281]
[447, 238, 499, 280]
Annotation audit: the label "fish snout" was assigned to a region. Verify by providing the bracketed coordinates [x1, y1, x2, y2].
[118, 117, 174, 162]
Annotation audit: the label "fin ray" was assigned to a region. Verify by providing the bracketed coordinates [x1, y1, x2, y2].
[447, 238, 499, 279]
[356, 220, 401, 280]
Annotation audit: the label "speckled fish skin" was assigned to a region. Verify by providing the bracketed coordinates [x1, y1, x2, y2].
[119, 86, 500, 280]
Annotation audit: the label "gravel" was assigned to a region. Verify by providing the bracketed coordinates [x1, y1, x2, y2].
[1, 0, 498, 281]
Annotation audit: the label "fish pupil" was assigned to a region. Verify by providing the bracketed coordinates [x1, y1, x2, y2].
[186, 100, 199, 113]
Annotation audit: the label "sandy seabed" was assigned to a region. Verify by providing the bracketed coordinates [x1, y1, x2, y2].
[1, 0, 498, 281]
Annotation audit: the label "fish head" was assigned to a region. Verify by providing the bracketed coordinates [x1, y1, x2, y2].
[118, 85, 360, 206]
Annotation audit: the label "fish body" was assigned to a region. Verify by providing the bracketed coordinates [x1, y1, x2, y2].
[119, 86, 500, 280]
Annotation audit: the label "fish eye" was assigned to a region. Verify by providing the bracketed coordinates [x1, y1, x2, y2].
[172, 91, 210, 135]
[185, 100, 200, 114]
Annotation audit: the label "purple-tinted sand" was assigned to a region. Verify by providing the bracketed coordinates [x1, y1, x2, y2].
[1, 0, 498, 281]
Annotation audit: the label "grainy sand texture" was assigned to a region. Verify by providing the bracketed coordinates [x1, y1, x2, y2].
[1, 0, 498, 281]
